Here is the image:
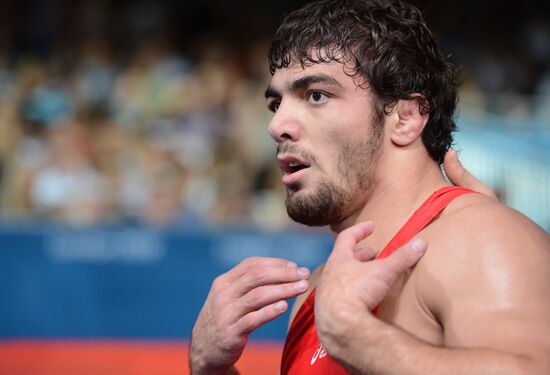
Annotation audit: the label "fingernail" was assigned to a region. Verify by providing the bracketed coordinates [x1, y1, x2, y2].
[287, 261, 297, 268]
[294, 280, 308, 291]
[297, 267, 309, 278]
[410, 239, 427, 254]
[275, 301, 287, 311]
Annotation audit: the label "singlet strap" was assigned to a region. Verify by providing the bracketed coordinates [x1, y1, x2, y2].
[377, 186, 476, 260]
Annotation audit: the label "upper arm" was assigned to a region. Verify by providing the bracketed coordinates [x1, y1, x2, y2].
[418, 202, 550, 363]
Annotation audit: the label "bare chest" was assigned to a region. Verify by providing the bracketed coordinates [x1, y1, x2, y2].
[376, 268, 444, 346]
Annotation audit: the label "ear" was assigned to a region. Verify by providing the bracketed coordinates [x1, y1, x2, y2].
[390, 96, 429, 146]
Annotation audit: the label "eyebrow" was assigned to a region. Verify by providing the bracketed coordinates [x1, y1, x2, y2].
[264, 74, 343, 99]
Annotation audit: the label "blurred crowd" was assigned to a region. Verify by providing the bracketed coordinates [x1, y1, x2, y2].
[0, 37, 290, 228]
[0, 0, 548, 228]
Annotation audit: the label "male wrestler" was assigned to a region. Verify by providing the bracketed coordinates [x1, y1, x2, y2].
[189, 1, 550, 374]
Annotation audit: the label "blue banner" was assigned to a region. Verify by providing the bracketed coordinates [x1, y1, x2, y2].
[0, 223, 332, 341]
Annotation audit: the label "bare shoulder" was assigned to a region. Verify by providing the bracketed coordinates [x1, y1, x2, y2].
[415, 192, 550, 347]
[421, 192, 550, 264]
[287, 264, 324, 330]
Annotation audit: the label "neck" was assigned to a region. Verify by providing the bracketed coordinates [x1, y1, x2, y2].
[329, 149, 447, 252]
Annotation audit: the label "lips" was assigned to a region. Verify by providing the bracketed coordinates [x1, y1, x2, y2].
[277, 155, 310, 174]
[277, 155, 311, 186]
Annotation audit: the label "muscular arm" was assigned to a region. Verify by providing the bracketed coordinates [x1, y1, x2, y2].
[336, 316, 541, 375]
[318, 200, 550, 375]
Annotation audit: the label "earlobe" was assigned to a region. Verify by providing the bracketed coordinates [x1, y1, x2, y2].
[390, 97, 429, 146]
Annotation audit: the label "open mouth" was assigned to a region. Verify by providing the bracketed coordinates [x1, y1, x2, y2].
[278, 157, 311, 175]
[286, 162, 309, 174]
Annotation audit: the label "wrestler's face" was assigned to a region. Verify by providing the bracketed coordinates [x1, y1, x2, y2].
[266, 60, 383, 226]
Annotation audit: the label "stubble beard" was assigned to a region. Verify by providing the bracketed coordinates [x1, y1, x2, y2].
[285, 127, 382, 227]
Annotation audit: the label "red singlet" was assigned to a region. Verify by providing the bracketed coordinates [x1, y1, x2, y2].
[280, 186, 476, 374]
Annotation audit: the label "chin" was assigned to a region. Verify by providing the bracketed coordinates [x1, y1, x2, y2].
[285, 183, 348, 227]
[287, 210, 330, 227]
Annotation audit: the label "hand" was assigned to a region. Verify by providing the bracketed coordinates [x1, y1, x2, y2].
[443, 149, 497, 199]
[315, 222, 427, 355]
[189, 257, 310, 375]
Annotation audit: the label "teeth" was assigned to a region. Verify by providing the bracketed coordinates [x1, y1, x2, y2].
[289, 162, 299, 167]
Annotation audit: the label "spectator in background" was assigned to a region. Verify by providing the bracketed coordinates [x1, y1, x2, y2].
[29, 120, 115, 225]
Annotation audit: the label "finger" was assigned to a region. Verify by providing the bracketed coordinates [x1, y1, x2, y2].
[228, 279, 309, 321]
[223, 256, 298, 282]
[354, 245, 377, 262]
[444, 149, 497, 199]
[332, 221, 375, 260]
[378, 238, 427, 285]
[232, 300, 289, 335]
[230, 265, 310, 298]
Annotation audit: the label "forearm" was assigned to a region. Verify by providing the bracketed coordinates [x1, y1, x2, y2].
[321, 315, 540, 375]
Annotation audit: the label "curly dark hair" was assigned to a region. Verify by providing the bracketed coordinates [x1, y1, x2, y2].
[268, 0, 459, 164]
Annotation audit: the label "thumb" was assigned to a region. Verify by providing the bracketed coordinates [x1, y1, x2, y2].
[444, 149, 497, 199]
[332, 221, 375, 261]
[379, 238, 427, 284]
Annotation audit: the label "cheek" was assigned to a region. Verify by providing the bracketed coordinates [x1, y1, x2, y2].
[326, 127, 362, 158]
[318, 131, 349, 178]
[321, 130, 343, 158]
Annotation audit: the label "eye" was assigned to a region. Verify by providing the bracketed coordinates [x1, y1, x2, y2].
[268, 100, 281, 112]
[307, 91, 328, 104]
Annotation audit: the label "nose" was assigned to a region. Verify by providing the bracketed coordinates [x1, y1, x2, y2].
[267, 101, 302, 143]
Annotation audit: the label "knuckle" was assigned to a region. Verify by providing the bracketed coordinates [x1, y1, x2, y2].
[220, 327, 244, 350]
[246, 285, 282, 307]
[239, 256, 262, 270]
[284, 267, 299, 280]
[386, 253, 416, 276]
[241, 290, 259, 310]
[271, 284, 284, 297]
[211, 275, 227, 291]
[384, 266, 399, 282]
[247, 267, 268, 282]
[378, 259, 399, 278]
[402, 247, 422, 265]
[238, 315, 257, 333]
[246, 256, 262, 265]
[239, 257, 252, 267]
[246, 287, 270, 306]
